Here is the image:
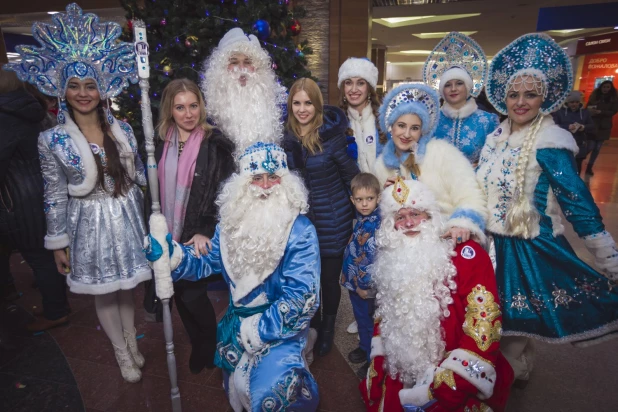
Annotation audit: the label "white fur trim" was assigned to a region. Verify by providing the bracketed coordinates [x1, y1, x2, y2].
[61, 113, 99, 197]
[169, 240, 183, 271]
[380, 178, 438, 217]
[109, 118, 136, 180]
[583, 231, 618, 280]
[149, 213, 175, 300]
[44, 233, 70, 250]
[218, 27, 261, 55]
[240, 313, 264, 354]
[370, 336, 384, 360]
[221, 218, 295, 303]
[441, 98, 478, 120]
[545, 187, 565, 237]
[348, 104, 378, 173]
[439, 67, 473, 98]
[440, 348, 497, 400]
[338, 58, 379, 89]
[399, 385, 430, 407]
[227, 372, 244, 412]
[67, 267, 151, 295]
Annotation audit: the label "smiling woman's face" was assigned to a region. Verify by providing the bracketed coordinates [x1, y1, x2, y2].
[506, 76, 543, 129]
[65, 78, 101, 115]
[391, 113, 422, 153]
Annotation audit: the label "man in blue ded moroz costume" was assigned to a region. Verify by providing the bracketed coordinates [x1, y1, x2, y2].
[145, 142, 320, 411]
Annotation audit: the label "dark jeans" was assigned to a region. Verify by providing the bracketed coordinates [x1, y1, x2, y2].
[20, 248, 68, 320]
[349, 290, 375, 363]
[310, 255, 343, 329]
[587, 140, 605, 171]
[0, 244, 14, 288]
[174, 278, 217, 367]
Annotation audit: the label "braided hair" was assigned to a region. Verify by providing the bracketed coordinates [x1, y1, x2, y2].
[504, 113, 544, 238]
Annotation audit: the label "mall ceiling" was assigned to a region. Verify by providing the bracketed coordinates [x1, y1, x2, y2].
[372, 0, 618, 65]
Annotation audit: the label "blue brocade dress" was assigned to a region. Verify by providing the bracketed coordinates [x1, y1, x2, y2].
[477, 119, 618, 344]
[435, 100, 500, 164]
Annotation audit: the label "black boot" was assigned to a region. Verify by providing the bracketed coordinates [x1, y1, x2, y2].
[316, 314, 336, 356]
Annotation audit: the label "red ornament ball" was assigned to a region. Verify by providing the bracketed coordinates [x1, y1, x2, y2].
[289, 19, 301, 36]
[272, 63, 278, 70]
[185, 39, 192, 48]
[127, 20, 133, 31]
[160, 18, 167, 26]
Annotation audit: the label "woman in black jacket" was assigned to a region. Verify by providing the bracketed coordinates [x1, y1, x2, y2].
[586, 80, 618, 175]
[0, 69, 69, 330]
[155, 78, 235, 374]
[283, 78, 360, 356]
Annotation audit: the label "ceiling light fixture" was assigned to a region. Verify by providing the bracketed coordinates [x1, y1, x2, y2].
[412, 31, 477, 39]
[373, 13, 481, 28]
[47, 11, 59, 15]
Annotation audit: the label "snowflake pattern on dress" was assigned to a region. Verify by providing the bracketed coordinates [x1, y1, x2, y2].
[435, 109, 499, 163]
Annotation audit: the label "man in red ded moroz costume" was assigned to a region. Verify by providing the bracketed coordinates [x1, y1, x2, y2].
[360, 178, 513, 412]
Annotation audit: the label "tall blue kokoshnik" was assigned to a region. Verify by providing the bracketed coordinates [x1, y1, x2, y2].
[4, 3, 138, 100]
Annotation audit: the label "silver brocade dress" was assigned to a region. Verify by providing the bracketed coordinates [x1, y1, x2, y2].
[38, 115, 151, 295]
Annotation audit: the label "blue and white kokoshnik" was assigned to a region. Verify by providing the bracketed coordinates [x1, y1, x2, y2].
[423, 31, 488, 98]
[379, 83, 441, 157]
[486, 33, 573, 115]
[238, 142, 289, 176]
[4, 3, 138, 100]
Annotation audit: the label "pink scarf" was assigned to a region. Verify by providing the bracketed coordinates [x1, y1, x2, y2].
[158, 126, 204, 241]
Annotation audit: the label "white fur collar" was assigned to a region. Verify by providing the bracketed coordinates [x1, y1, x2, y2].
[347, 103, 372, 122]
[61, 114, 99, 197]
[441, 99, 477, 120]
[220, 217, 297, 303]
[489, 116, 578, 154]
[109, 118, 136, 180]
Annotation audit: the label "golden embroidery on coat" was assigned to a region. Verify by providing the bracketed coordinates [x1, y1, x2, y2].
[463, 284, 502, 352]
[433, 368, 457, 391]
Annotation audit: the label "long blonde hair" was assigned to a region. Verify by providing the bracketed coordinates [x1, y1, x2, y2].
[157, 78, 211, 140]
[287, 78, 324, 155]
[504, 113, 544, 238]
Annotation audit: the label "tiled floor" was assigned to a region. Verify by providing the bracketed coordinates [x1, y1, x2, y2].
[2, 141, 618, 412]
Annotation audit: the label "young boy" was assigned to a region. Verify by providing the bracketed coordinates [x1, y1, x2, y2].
[340, 173, 381, 378]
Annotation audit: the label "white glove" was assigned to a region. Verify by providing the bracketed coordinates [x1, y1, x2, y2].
[399, 366, 435, 407]
[584, 231, 618, 280]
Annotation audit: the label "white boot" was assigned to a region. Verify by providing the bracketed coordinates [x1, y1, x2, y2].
[347, 321, 358, 334]
[303, 328, 319, 366]
[124, 327, 145, 368]
[113, 339, 142, 383]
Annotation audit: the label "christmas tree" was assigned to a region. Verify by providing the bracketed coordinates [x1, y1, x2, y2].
[117, 0, 313, 141]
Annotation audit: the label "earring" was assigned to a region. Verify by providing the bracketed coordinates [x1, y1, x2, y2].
[368, 96, 371, 102]
[343, 96, 347, 102]
[57, 98, 67, 125]
[105, 99, 114, 125]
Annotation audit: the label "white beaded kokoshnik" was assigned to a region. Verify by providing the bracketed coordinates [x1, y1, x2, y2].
[423, 31, 489, 98]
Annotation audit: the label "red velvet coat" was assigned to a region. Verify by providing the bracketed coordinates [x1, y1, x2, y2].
[360, 240, 514, 412]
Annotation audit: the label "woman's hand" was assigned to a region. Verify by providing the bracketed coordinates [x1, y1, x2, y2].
[53, 249, 70, 274]
[184, 234, 212, 258]
[356, 287, 369, 299]
[384, 176, 397, 189]
[442, 227, 471, 245]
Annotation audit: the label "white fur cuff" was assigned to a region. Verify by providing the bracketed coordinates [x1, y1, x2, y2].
[169, 240, 183, 271]
[370, 336, 384, 360]
[44, 233, 70, 250]
[583, 231, 618, 279]
[440, 348, 496, 399]
[240, 313, 264, 354]
[399, 384, 431, 407]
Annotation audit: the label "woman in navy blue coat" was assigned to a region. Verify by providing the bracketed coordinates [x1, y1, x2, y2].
[283, 78, 360, 356]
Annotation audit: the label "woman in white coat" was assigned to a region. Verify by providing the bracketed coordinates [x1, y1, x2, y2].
[374, 83, 487, 245]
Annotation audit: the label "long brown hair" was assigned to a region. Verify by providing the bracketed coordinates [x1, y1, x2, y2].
[67, 102, 129, 197]
[287, 78, 324, 155]
[339, 83, 386, 144]
[157, 78, 211, 140]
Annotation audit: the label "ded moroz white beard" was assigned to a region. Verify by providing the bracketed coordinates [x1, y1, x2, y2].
[201, 48, 287, 155]
[216, 173, 309, 288]
[374, 216, 458, 385]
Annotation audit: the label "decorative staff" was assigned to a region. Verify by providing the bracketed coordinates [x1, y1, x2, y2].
[132, 20, 182, 412]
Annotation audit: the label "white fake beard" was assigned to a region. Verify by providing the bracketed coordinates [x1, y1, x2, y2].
[374, 218, 458, 385]
[217, 175, 308, 281]
[202, 62, 287, 155]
